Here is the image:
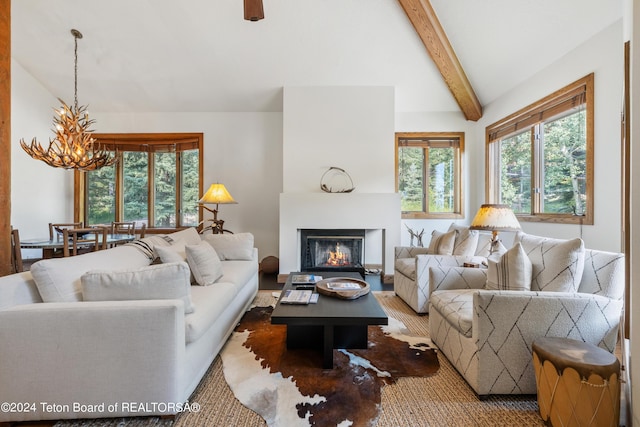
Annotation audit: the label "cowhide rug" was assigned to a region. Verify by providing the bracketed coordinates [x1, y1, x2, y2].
[220, 301, 439, 427]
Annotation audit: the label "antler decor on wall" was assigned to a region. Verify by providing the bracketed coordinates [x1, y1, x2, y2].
[320, 167, 355, 193]
[405, 224, 425, 247]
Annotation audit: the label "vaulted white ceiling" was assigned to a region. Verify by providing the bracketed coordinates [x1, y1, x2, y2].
[11, 0, 622, 115]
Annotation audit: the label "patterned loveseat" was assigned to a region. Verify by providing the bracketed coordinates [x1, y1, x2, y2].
[428, 232, 624, 397]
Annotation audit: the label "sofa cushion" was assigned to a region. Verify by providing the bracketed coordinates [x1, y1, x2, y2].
[430, 289, 475, 338]
[427, 230, 456, 255]
[579, 249, 625, 300]
[30, 245, 151, 302]
[486, 243, 532, 291]
[448, 224, 480, 257]
[515, 232, 585, 292]
[185, 282, 238, 343]
[81, 262, 195, 314]
[218, 257, 259, 287]
[394, 258, 416, 280]
[186, 241, 224, 286]
[204, 233, 254, 260]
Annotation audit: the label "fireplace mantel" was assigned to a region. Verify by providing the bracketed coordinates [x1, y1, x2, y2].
[279, 192, 401, 275]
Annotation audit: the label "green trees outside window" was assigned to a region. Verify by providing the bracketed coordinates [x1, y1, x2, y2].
[123, 152, 149, 224]
[499, 130, 532, 214]
[79, 133, 203, 230]
[396, 133, 463, 219]
[486, 74, 593, 224]
[87, 164, 116, 224]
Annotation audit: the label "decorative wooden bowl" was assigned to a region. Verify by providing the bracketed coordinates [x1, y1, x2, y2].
[315, 277, 370, 300]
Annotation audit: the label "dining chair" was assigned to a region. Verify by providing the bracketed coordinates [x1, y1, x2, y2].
[138, 223, 146, 238]
[10, 227, 24, 273]
[62, 227, 107, 257]
[111, 221, 136, 236]
[108, 221, 137, 248]
[49, 222, 84, 241]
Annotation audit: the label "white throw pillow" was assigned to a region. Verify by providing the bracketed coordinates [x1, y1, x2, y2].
[30, 245, 151, 302]
[204, 232, 254, 260]
[515, 232, 585, 292]
[186, 241, 224, 286]
[166, 227, 202, 246]
[81, 262, 195, 314]
[486, 243, 532, 291]
[427, 230, 456, 255]
[155, 240, 187, 263]
[448, 223, 480, 256]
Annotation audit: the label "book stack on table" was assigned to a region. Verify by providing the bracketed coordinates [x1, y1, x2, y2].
[291, 274, 322, 285]
[280, 289, 319, 305]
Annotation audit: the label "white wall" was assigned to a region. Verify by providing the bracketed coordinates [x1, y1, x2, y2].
[283, 86, 396, 193]
[474, 21, 624, 252]
[93, 112, 283, 260]
[279, 86, 400, 274]
[11, 59, 74, 248]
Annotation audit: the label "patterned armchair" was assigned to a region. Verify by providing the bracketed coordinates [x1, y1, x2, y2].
[394, 231, 493, 313]
[428, 245, 624, 397]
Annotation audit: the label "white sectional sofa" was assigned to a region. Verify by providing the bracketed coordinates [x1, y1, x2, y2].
[0, 227, 259, 422]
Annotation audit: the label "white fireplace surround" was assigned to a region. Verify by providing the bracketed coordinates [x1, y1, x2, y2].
[279, 192, 401, 275]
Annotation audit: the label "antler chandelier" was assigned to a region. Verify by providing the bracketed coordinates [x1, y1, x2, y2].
[20, 29, 117, 171]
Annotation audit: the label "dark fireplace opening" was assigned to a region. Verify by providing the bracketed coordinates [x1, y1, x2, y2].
[300, 229, 365, 277]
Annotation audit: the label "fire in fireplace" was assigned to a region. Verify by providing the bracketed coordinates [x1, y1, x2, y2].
[300, 229, 365, 276]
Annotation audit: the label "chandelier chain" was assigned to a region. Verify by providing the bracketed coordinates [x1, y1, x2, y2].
[74, 31, 78, 111]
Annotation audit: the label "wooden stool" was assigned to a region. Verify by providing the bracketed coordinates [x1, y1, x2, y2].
[532, 337, 620, 427]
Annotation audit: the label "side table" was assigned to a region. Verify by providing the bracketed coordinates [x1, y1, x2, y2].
[532, 336, 620, 427]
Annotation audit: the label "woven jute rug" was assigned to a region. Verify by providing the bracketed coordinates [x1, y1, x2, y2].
[55, 291, 544, 426]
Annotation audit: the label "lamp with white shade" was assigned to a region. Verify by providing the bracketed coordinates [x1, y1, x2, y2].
[199, 183, 237, 234]
[469, 204, 521, 254]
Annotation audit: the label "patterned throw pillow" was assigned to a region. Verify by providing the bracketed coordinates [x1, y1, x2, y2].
[427, 230, 456, 255]
[485, 243, 532, 291]
[515, 232, 585, 292]
[448, 223, 480, 256]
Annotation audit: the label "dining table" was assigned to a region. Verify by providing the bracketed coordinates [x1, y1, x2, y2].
[20, 233, 136, 258]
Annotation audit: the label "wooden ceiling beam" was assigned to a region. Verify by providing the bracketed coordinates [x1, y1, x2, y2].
[397, 0, 482, 121]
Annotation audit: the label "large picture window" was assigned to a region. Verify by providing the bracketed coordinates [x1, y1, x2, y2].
[395, 132, 464, 219]
[486, 74, 594, 224]
[74, 133, 203, 231]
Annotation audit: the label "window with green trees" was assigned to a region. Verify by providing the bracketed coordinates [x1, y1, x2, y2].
[395, 132, 463, 219]
[75, 133, 203, 230]
[486, 74, 593, 224]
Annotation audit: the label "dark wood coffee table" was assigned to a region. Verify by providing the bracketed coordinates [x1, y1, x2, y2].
[271, 271, 388, 368]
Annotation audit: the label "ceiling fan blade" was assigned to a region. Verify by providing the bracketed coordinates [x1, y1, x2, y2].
[244, 0, 264, 21]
